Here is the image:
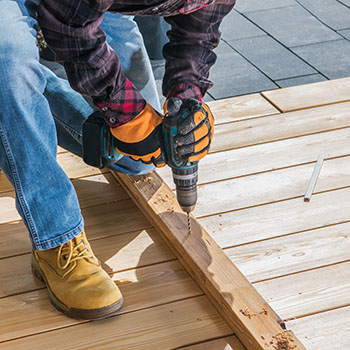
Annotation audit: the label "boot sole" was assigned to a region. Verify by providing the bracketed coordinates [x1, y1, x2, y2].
[31, 253, 123, 320]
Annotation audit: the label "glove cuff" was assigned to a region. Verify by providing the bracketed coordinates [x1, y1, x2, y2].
[94, 78, 146, 128]
[167, 84, 203, 102]
[110, 104, 163, 143]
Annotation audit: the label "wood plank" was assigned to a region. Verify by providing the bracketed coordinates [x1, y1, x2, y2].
[157, 128, 350, 187]
[193, 156, 350, 218]
[178, 336, 245, 349]
[286, 307, 350, 350]
[0, 172, 12, 193]
[0, 173, 130, 225]
[200, 188, 350, 247]
[0, 260, 202, 342]
[113, 171, 306, 350]
[262, 77, 350, 112]
[0, 151, 103, 194]
[210, 102, 350, 153]
[0, 228, 174, 298]
[0, 296, 232, 350]
[57, 152, 107, 179]
[225, 223, 350, 282]
[0, 200, 151, 259]
[73, 173, 129, 206]
[254, 262, 350, 320]
[208, 93, 279, 125]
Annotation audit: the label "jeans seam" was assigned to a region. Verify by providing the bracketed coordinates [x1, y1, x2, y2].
[53, 113, 83, 143]
[36, 217, 84, 250]
[0, 122, 40, 247]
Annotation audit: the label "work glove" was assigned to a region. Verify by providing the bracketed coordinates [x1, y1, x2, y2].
[109, 103, 166, 167]
[164, 98, 214, 163]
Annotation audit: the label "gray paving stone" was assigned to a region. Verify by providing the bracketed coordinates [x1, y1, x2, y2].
[292, 39, 350, 79]
[228, 36, 316, 80]
[297, 0, 350, 30]
[220, 10, 266, 41]
[208, 41, 277, 99]
[275, 74, 327, 88]
[338, 29, 350, 40]
[235, 0, 296, 13]
[245, 5, 341, 47]
[338, 0, 350, 7]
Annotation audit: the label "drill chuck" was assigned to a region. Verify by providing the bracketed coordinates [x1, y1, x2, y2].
[172, 164, 198, 213]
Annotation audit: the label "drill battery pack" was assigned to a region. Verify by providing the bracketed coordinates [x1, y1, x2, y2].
[82, 111, 122, 169]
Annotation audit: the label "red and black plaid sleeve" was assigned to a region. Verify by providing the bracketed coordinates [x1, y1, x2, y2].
[163, 1, 236, 99]
[38, 0, 146, 126]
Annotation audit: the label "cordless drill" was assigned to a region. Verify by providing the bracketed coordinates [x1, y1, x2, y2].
[82, 105, 200, 228]
[162, 98, 199, 215]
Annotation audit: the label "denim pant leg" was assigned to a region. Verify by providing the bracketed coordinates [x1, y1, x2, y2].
[0, 0, 83, 250]
[44, 13, 157, 175]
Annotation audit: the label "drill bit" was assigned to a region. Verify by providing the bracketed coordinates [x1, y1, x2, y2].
[187, 212, 192, 234]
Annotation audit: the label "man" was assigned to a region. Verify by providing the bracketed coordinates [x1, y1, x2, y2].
[36, 0, 235, 320]
[0, 0, 162, 321]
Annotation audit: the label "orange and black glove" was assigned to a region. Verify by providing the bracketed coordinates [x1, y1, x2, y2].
[164, 98, 214, 163]
[110, 104, 166, 167]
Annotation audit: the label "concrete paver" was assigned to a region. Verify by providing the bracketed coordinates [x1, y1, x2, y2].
[296, 0, 350, 30]
[292, 39, 350, 79]
[150, 0, 350, 100]
[228, 35, 316, 80]
[244, 5, 341, 47]
[275, 73, 327, 88]
[208, 41, 277, 99]
[338, 29, 350, 40]
[234, 0, 295, 13]
[220, 10, 265, 41]
[337, 0, 350, 7]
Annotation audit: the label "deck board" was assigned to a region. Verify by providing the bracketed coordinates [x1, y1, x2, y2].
[255, 262, 350, 320]
[0, 296, 232, 350]
[262, 77, 350, 112]
[286, 307, 350, 349]
[0, 261, 202, 342]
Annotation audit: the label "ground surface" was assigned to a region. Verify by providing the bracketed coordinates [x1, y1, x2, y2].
[152, 0, 350, 102]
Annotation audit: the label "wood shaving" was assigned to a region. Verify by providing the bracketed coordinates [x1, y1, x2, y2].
[271, 332, 297, 350]
[240, 307, 256, 319]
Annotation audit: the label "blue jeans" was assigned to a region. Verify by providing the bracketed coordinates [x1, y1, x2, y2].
[0, 0, 158, 250]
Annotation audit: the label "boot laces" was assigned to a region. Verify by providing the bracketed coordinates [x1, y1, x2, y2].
[57, 236, 97, 270]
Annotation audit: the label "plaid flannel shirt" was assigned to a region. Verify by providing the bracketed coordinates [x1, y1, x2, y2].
[38, 0, 235, 127]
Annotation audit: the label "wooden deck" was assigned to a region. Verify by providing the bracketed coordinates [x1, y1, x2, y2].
[0, 77, 349, 349]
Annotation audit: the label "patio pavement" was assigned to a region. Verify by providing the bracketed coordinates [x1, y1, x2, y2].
[151, 0, 350, 103]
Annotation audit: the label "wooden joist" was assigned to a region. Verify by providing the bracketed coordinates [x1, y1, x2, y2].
[112, 170, 307, 350]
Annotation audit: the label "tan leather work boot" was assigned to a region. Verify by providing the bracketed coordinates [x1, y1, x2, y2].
[32, 230, 123, 320]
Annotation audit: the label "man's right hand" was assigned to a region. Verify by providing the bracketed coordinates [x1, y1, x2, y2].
[110, 104, 166, 167]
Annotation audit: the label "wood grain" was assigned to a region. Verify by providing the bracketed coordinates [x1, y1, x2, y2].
[210, 102, 350, 153]
[0, 296, 232, 350]
[0, 260, 202, 342]
[0, 228, 174, 298]
[255, 262, 350, 320]
[200, 188, 350, 247]
[0, 200, 151, 259]
[208, 93, 279, 125]
[225, 223, 350, 282]
[178, 336, 245, 349]
[157, 127, 350, 187]
[286, 307, 350, 349]
[193, 156, 350, 217]
[262, 77, 350, 112]
[113, 171, 306, 350]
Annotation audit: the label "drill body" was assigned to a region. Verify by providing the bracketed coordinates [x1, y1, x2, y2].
[162, 105, 198, 213]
